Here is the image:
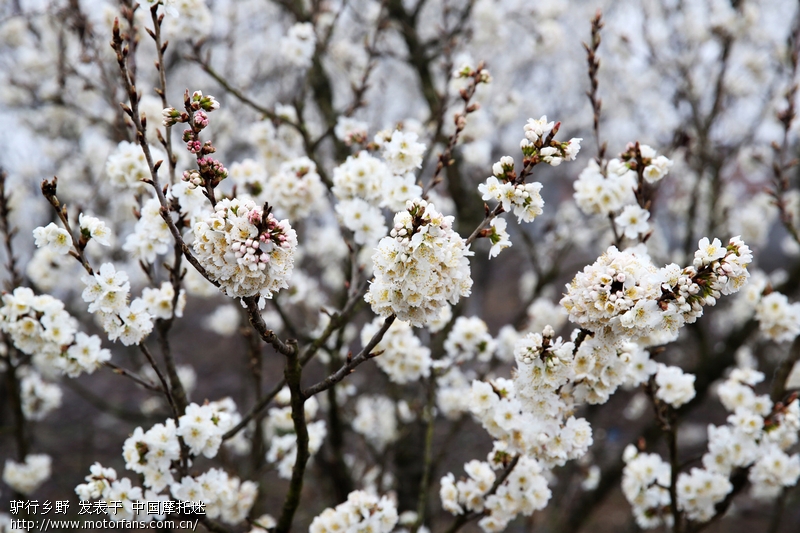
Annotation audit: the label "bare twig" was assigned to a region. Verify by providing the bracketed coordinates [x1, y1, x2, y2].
[104, 361, 161, 393]
[147, 4, 176, 183]
[583, 10, 606, 163]
[423, 62, 488, 197]
[302, 315, 396, 398]
[138, 344, 180, 419]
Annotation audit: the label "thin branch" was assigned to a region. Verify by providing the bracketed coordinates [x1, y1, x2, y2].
[103, 361, 162, 392]
[222, 377, 285, 441]
[223, 283, 367, 441]
[139, 343, 180, 419]
[583, 10, 606, 163]
[188, 44, 333, 186]
[302, 315, 396, 398]
[422, 62, 487, 197]
[62, 378, 156, 423]
[147, 4, 177, 183]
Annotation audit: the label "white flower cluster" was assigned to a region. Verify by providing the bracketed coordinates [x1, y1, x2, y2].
[229, 159, 268, 201]
[123, 420, 180, 492]
[32, 222, 71, 255]
[123, 198, 172, 264]
[332, 151, 392, 204]
[105, 141, 164, 191]
[614, 205, 650, 240]
[26, 247, 74, 291]
[573, 144, 672, 217]
[333, 150, 423, 213]
[1, 287, 110, 377]
[75, 465, 148, 521]
[352, 394, 399, 452]
[281, 22, 316, 68]
[79, 214, 113, 246]
[62, 332, 113, 377]
[20, 370, 62, 420]
[654, 363, 696, 408]
[82, 263, 131, 314]
[560, 246, 661, 343]
[336, 198, 387, 245]
[176, 400, 239, 459]
[514, 328, 576, 409]
[436, 366, 473, 419]
[334, 116, 368, 145]
[571, 336, 657, 404]
[378, 130, 426, 175]
[707, 367, 800, 500]
[332, 151, 424, 247]
[141, 282, 186, 320]
[749, 445, 800, 499]
[520, 116, 582, 167]
[1, 287, 76, 365]
[624, 361, 800, 528]
[440, 445, 551, 533]
[171, 469, 257, 525]
[309, 490, 398, 533]
[444, 316, 496, 363]
[485, 217, 512, 258]
[479, 160, 544, 224]
[676, 467, 732, 522]
[366, 199, 472, 327]
[82, 263, 154, 346]
[379, 174, 422, 214]
[249, 118, 302, 172]
[637, 144, 673, 183]
[76, 460, 253, 524]
[193, 197, 297, 300]
[521, 116, 553, 143]
[755, 291, 800, 342]
[361, 317, 431, 384]
[267, 157, 327, 220]
[2, 454, 51, 495]
[573, 159, 637, 216]
[561, 237, 751, 347]
[264, 390, 326, 479]
[621, 446, 672, 529]
[470, 374, 592, 468]
[171, 181, 208, 221]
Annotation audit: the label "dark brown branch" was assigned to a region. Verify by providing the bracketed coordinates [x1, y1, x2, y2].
[302, 315, 396, 398]
[275, 348, 309, 533]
